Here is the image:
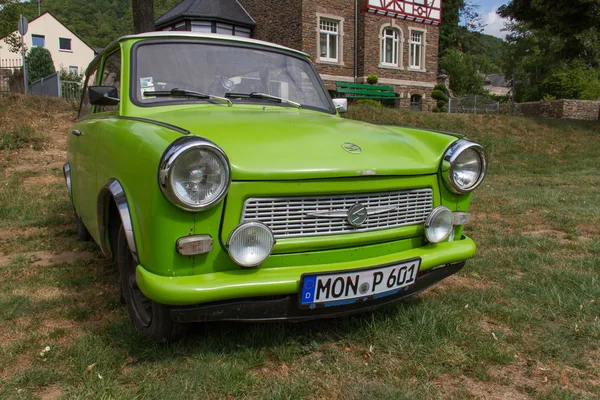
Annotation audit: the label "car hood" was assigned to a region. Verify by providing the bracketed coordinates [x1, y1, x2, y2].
[145, 107, 458, 181]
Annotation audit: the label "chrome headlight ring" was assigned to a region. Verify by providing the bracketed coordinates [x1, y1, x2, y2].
[442, 139, 487, 194]
[158, 136, 231, 211]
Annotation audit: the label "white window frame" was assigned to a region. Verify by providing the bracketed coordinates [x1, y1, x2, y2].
[408, 28, 426, 71]
[68, 66, 79, 75]
[317, 14, 344, 65]
[380, 24, 403, 69]
[58, 37, 72, 52]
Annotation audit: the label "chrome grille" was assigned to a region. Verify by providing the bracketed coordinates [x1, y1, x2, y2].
[241, 188, 433, 239]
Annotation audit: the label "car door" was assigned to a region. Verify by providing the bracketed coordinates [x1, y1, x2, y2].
[69, 63, 99, 219]
[74, 49, 122, 237]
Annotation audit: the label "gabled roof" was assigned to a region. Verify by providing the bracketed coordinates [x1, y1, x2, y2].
[0, 12, 95, 53]
[155, 0, 256, 29]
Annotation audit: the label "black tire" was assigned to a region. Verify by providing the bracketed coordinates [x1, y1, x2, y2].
[74, 210, 91, 241]
[116, 224, 188, 342]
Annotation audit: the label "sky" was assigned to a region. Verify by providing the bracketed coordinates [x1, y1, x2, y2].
[472, 0, 509, 39]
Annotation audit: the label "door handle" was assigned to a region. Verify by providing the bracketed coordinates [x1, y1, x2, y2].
[72, 129, 83, 136]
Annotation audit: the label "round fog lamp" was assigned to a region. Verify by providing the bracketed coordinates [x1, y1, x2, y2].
[424, 206, 453, 243]
[227, 222, 275, 267]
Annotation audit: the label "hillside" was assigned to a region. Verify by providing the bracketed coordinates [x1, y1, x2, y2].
[0, 0, 181, 48]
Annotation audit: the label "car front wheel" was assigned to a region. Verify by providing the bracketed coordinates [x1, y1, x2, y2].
[116, 224, 188, 341]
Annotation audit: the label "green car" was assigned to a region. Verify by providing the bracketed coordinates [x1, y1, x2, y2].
[65, 32, 487, 341]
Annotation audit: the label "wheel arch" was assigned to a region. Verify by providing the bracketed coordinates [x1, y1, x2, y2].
[97, 179, 139, 263]
[63, 162, 73, 204]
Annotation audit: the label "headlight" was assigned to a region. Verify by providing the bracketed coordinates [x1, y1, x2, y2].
[442, 140, 487, 194]
[159, 137, 230, 211]
[227, 222, 275, 268]
[424, 206, 453, 243]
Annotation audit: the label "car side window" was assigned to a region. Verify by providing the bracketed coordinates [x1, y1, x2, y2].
[78, 68, 98, 119]
[98, 50, 121, 113]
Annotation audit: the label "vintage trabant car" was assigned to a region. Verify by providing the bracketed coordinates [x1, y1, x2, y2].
[65, 32, 487, 341]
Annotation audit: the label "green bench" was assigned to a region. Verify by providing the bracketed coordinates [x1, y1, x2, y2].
[335, 82, 399, 102]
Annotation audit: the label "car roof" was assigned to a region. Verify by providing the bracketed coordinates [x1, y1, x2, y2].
[88, 32, 309, 75]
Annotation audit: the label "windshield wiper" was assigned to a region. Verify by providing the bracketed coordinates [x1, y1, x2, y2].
[225, 92, 302, 109]
[143, 88, 232, 107]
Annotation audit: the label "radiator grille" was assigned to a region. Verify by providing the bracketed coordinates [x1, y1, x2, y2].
[241, 188, 433, 239]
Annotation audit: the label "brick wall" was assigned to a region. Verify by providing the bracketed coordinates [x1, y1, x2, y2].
[238, 0, 303, 50]
[519, 100, 600, 121]
[301, 0, 356, 79]
[238, 0, 441, 110]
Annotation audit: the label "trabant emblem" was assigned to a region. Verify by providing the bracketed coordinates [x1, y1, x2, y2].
[342, 142, 362, 154]
[347, 203, 368, 227]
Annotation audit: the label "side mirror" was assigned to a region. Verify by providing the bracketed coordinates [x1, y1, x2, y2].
[333, 98, 348, 114]
[89, 86, 120, 106]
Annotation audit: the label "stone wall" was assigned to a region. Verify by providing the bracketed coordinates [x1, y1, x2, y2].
[519, 100, 600, 121]
[238, 0, 303, 50]
[301, 0, 357, 79]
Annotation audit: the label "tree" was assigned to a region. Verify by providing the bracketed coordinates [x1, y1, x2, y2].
[499, 0, 600, 101]
[439, 48, 487, 96]
[439, 0, 484, 55]
[499, 0, 600, 65]
[132, 0, 154, 34]
[26, 47, 55, 83]
[0, 0, 21, 40]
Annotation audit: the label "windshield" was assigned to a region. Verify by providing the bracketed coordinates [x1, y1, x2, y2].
[133, 41, 334, 113]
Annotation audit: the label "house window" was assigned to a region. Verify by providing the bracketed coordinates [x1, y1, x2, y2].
[381, 28, 400, 66]
[409, 30, 424, 69]
[216, 23, 234, 35]
[59, 38, 72, 51]
[191, 22, 212, 33]
[69, 66, 79, 75]
[235, 27, 251, 38]
[319, 18, 339, 62]
[32, 34, 45, 47]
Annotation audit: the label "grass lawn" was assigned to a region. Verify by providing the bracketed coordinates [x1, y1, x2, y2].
[0, 97, 599, 399]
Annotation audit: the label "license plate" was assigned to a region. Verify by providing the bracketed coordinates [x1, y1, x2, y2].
[299, 258, 421, 309]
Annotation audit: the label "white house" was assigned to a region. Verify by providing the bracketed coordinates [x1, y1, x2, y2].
[0, 12, 95, 76]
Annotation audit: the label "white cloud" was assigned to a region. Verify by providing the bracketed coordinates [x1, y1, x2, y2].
[482, 9, 508, 39]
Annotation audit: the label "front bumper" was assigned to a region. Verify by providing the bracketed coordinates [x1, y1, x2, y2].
[170, 262, 465, 322]
[135, 235, 476, 306]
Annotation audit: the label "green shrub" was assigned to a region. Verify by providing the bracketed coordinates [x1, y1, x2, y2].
[366, 74, 379, 85]
[357, 99, 382, 108]
[431, 88, 449, 112]
[431, 89, 449, 103]
[433, 83, 449, 94]
[0, 127, 45, 150]
[59, 67, 83, 83]
[26, 47, 56, 84]
[541, 64, 600, 100]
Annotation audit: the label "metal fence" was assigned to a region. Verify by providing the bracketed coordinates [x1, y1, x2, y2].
[448, 95, 499, 115]
[29, 73, 83, 101]
[0, 59, 24, 93]
[61, 80, 83, 100]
